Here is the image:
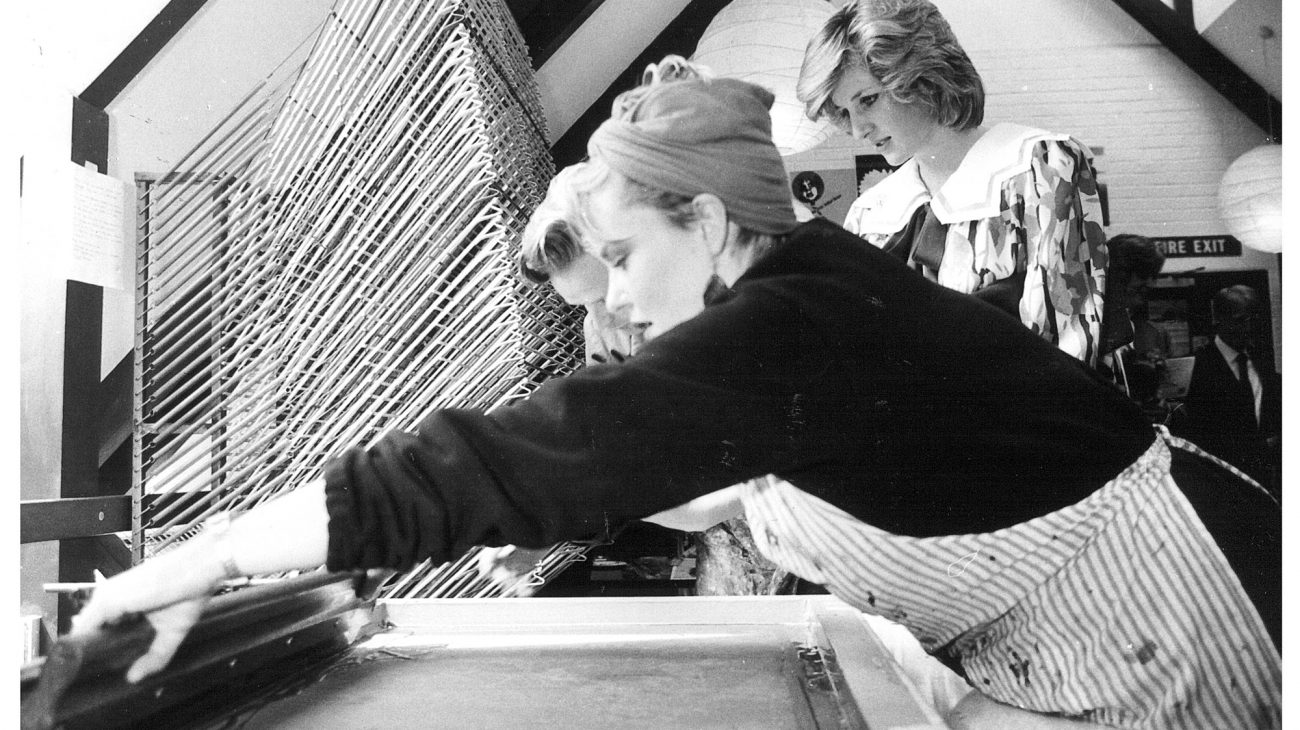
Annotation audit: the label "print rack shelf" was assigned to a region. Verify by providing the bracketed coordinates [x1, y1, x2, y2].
[23, 573, 948, 729]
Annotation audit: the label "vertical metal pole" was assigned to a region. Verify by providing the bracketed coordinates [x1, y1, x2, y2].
[133, 176, 152, 564]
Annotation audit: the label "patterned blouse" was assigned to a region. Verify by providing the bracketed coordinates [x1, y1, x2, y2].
[845, 123, 1108, 367]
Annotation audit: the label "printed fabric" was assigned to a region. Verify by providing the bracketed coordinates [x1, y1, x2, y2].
[846, 123, 1108, 366]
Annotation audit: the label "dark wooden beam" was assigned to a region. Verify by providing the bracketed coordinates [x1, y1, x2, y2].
[549, 0, 733, 168]
[96, 352, 134, 468]
[80, 0, 213, 108]
[63, 98, 108, 499]
[96, 353, 133, 497]
[60, 98, 115, 633]
[1110, 0, 1280, 142]
[23, 497, 132, 544]
[512, 0, 608, 69]
[23, 493, 217, 544]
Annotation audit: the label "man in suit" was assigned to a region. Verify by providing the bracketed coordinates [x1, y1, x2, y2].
[1174, 285, 1281, 496]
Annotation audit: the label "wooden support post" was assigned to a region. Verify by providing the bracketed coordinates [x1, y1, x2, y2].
[57, 97, 111, 634]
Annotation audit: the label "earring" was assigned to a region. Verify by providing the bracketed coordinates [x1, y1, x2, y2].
[703, 274, 729, 305]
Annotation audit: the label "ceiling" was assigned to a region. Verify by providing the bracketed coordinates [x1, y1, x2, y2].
[1110, 0, 1280, 143]
[32, 0, 1285, 166]
[532, 0, 1284, 156]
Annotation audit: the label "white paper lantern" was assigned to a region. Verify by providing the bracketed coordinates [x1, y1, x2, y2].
[1218, 144, 1283, 254]
[692, 0, 835, 156]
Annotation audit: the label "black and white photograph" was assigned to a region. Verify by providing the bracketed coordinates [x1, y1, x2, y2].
[14, 0, 1286, 727]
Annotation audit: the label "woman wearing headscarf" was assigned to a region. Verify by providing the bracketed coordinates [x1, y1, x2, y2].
[798, 0, 1108, 366]
[491, 159, 788, 599]
[77, 56, 1278, 729]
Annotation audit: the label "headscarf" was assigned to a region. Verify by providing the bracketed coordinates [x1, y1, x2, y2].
[587, 77, 798, 235]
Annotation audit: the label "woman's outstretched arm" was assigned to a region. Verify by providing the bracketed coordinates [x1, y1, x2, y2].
[70, 479, 331, 682]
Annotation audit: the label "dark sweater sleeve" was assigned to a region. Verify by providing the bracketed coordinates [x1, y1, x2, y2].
[323, 276, 826, 573]
[321, 220, 1155, 571]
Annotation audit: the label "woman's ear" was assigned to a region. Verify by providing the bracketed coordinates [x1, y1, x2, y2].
[691, 193, 730, 256]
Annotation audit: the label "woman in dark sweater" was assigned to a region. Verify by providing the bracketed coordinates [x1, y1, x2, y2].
[78, 60, 1278, 729]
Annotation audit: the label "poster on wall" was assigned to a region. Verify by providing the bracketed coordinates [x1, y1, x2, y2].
[791, 171, 840, 217]
[787, 155, 901, 228]
[788, 168, 857, 225]
[855, 154, 899, 194]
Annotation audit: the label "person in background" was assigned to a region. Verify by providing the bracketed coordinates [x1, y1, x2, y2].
[519, 166, 645, 367]
[798, 0, 1107, 366]
[1173, 284, 1281, 497]
[497, 158, 792, 598]
[1097, 233, 1168, 402]
[474, 167, 645, 594]
[75, 56, 1277, 729]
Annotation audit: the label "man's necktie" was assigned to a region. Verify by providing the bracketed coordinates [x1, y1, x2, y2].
[1235, 352, 1257, 426]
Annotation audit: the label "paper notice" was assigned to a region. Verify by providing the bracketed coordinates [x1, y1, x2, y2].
[1157, 356, 1196, 400]
[62, 163, 130, 290]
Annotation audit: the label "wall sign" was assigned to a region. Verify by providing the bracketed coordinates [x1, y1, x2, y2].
[1148, 235, 1242, 258]
[788, 168, 856, 224]
[854, 154, 899, 194]
[792, 171, 845, 218]
[792, 171, 826, 206]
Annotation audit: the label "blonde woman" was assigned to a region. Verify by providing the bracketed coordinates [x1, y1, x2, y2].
[798, 0, 1108, 366]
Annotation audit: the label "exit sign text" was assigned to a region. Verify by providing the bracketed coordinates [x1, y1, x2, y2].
[1147, 236, 1242, 258]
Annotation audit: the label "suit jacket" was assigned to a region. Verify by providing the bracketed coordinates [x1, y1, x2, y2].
[1173, 344, 1281, 488]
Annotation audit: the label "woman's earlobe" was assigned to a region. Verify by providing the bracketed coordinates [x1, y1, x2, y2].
[693, 194, 730, 255]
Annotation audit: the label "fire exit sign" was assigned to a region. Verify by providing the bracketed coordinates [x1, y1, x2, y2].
[1147, 236, 1242, 258]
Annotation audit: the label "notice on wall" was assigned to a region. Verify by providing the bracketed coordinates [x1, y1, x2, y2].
[1157, 356, 1196, 400]
[21, 157, 131, 290]
[64, 163, 130, 290]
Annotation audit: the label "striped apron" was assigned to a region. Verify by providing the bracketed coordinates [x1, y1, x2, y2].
[739, 428, 1280, 728]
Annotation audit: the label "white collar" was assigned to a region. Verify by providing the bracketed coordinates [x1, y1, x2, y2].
[850, 123, 1072, 233]
[1214, 336, 1248, 365]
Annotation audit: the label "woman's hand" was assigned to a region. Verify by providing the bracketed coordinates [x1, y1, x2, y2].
[69, 535, 226, 683]
[96, 596, 210, 683]
[68, 482, 333, 683]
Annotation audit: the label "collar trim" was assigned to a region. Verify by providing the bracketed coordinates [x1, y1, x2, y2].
[849, 123, 1074, 233]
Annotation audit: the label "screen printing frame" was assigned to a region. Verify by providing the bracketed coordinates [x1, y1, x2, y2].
[23, 575, 949, 729]
[256, 595, 950, 729]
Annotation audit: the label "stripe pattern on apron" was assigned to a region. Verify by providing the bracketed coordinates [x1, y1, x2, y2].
[739, 430, 1280, 728]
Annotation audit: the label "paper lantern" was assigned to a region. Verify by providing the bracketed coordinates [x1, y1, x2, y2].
[692, 0, 834, 156]
[1218, 144, 1282, 254]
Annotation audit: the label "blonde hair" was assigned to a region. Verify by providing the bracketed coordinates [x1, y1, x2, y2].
[561, 158, 783, 258]
[609, 55, 713, 121]
[519, 167, 587, 283]
[797, 0, 984, 133]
